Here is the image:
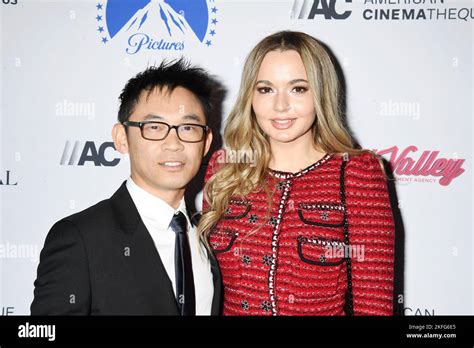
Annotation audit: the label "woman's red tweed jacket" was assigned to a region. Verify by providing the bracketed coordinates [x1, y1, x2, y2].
[205, 150, 395, 316]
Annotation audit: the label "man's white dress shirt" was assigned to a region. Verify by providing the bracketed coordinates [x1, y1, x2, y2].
[126, 177, 214, 315]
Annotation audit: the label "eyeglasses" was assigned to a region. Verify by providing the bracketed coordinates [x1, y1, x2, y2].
[122, 121, 209, 143]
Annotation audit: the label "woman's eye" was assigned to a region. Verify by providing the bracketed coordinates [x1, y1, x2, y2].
[292, 86, 308, 94]
[257, 87, 272, 94]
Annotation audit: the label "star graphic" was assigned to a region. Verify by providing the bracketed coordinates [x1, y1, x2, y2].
[210, 29, 216, 36]
[96, 3, 103, 10]
[211, 18, 218, 25]
[97, 26, 104, 33]
[102, 37, 108, 44]
[96, 15, 102, 21]
[206, 40, 212, 47]
[211, 7, 218, 13]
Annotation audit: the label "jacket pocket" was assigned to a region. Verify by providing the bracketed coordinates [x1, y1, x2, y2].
[209, 228, 238, 254]
[297, 202, 345, 228]
[297, 235, 346, 266]
[222, 199, 251, 220]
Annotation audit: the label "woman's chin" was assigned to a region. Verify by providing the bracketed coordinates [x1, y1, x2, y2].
[267, 132, 299, 144]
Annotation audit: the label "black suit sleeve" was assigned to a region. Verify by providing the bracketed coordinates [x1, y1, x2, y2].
[31, 219, 91, 315]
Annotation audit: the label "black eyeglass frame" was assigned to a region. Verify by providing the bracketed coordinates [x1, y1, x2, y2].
[122, 121, 210, 143]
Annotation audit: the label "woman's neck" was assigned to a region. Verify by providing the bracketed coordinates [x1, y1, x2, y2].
[268, 132, 326, 173]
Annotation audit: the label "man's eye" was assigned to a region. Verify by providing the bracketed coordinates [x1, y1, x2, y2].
[147, 124, 163, 131]
[181, 125, 197, 132]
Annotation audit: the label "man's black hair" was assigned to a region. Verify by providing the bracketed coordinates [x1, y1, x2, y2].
[118, 58, 214, 123]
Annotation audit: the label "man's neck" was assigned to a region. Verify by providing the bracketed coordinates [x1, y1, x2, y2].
[130, 176, 185, 210]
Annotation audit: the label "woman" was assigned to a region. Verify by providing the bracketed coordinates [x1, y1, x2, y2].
[199, 31, 395, 316]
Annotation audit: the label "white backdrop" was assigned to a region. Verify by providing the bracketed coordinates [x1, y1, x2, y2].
[0, 0, 472, 315]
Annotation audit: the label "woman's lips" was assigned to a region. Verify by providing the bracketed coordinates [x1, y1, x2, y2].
[270, 118, 296, 130]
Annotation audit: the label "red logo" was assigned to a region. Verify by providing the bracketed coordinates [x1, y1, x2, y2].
[374, 146, 465, 186]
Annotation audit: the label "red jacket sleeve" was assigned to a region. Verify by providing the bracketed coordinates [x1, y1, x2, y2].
[345, 152, 395, 315]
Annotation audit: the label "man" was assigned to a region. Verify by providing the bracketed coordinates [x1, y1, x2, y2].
[31, 59, 221, 315]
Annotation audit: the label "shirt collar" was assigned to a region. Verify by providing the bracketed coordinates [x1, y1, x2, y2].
[126, 177, 191, 230]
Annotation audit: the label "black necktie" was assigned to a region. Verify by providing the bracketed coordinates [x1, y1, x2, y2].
[169, 211, 196, 316]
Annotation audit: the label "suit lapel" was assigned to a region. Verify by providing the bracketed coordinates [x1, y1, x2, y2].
[129, 222, 179, 315]
[110, 182, 179, 315]
[110, 182, 222, 316]
[208, 247, 223, 316]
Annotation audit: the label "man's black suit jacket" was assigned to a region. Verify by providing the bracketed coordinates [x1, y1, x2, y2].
[31, 182, 222, 315]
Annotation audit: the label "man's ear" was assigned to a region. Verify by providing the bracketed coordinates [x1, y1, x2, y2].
[112, 123, 129, 154]
[203, 129, 213, 157]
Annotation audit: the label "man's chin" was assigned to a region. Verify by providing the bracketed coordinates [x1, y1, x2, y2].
[154, 176, 190, 191]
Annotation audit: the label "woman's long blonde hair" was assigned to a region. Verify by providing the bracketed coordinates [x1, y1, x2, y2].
[198, 31, 362, 245]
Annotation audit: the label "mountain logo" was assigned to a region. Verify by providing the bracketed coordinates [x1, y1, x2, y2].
[95, 0, 219, 54]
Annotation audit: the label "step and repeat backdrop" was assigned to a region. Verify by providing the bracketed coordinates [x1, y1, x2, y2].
[0, 0, 472, 315]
